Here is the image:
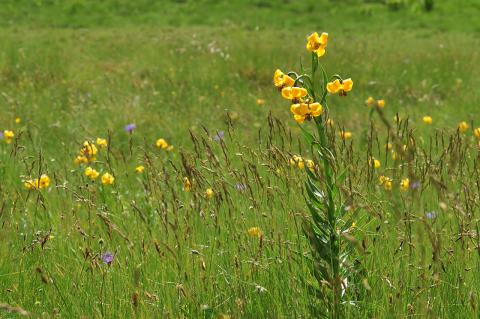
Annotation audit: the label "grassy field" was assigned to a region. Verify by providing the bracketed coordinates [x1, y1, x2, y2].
[1, 0, 480, 318]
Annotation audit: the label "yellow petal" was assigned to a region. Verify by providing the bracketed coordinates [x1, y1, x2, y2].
[309, 102, 323, 117]
[292, 87, 307, 98]
[315, 46, 326, 57]
[319, 32, 328, 46]
[281, 87, 293, 100]
[290, 103, 308, 116]
[283, 74, 295, 87]
[342, 78, 353, 92]
[326, 79, 341, 94]
[306, 32, 320, 51]
[294, 115, 305, 123]
[273, 69, 284, 87]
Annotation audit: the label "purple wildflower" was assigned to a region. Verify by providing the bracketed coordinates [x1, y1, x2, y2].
[213, 131, 225, 142]
[425, 211, 437, 219]
[101, 251, 115, 265]
[235, 183, 247, 191]
[410, 181, 421, 190]
[0, 131, 3, 139]
[124, 123, 136, 133]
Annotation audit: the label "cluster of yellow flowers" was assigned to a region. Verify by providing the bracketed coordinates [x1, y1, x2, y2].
[181, 177, 214, 199]
[378, 175, 392, 190]
[378, 175, 410, 192]
[74, 140, 100, 164]
[84, 167, 114, 185]
[24, 174, 50, 190]
[366, 97, 385, 109]
[156, 138, 174, 151]
[3, 130, 14, 144]
[289, 155, 315, 172]
[273, 32, 354, 125]
[69, 139, 116, 185]
[453, 121, 480, 140]
[273, 69, 323, 124]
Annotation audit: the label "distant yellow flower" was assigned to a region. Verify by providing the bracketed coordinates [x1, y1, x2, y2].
[85, 167, 100, 180]
[15, 117, 21, 124]
[74, 155, 88, 165]
[378, 175, 387, 185]
[386, 143, 393, 150]
[96, 137, 108, 148]
[3, 130, 14, 144]
[349, 222, 357, 232]
[306, 32, 328, 57]
[326, 118, 334, 127]
[156, 138, 169, 149]
[391, 151, 398, 161]
[205, 188, 214, 199]
[290, 102, 322, 123]
[340, 131, 352, 140]
[365, 96, 375, 107]
[423, 116, 432, 124]
[377, 100, 385, 109]
[383, 179, 392, 191]
[79, 141, 97, 162]
[101, 173, 114, 185]
[326, 78, 353, 95]
[305, 159, 315, 172]
[297, 160, 305, 170]
[281, 87, 308, 101]
[24, 180, 37, 190]
[183, 177, 191, 192]
[369, 157, 381, 169]
[256, 98, 265, 105]
[248, 227, 263, 238]
[400, 178, 410, 192]
[474, 128, 480, 139]
[458, 121, 469, 133]
[379, 175, 392, 191]
[24, 174, 50, 190]
[393, 114, 400, 122]
[135, 165, 145, 173]
[290, 155, 306, 170]
[273, 69, 295, 89]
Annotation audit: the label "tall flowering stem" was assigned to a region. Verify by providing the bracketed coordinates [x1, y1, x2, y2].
[274, 33, 362, 318]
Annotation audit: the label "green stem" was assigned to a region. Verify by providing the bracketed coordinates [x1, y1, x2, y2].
[314, 117, 341, 319]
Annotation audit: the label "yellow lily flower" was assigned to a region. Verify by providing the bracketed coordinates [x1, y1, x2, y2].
[327, 78, 354, 96]
[306, 32, 328, 57]
[281, 87, 308, 100]
[273, 69, 295, 89]
[290, 102, 322, 123]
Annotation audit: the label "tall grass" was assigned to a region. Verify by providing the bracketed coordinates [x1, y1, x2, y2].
[0, 3, 480, 318]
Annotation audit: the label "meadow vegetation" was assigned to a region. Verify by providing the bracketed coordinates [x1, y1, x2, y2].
[1, 0, 480, 318]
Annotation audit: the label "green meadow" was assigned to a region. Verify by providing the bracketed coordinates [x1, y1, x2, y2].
[1, 0, 480, 318]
